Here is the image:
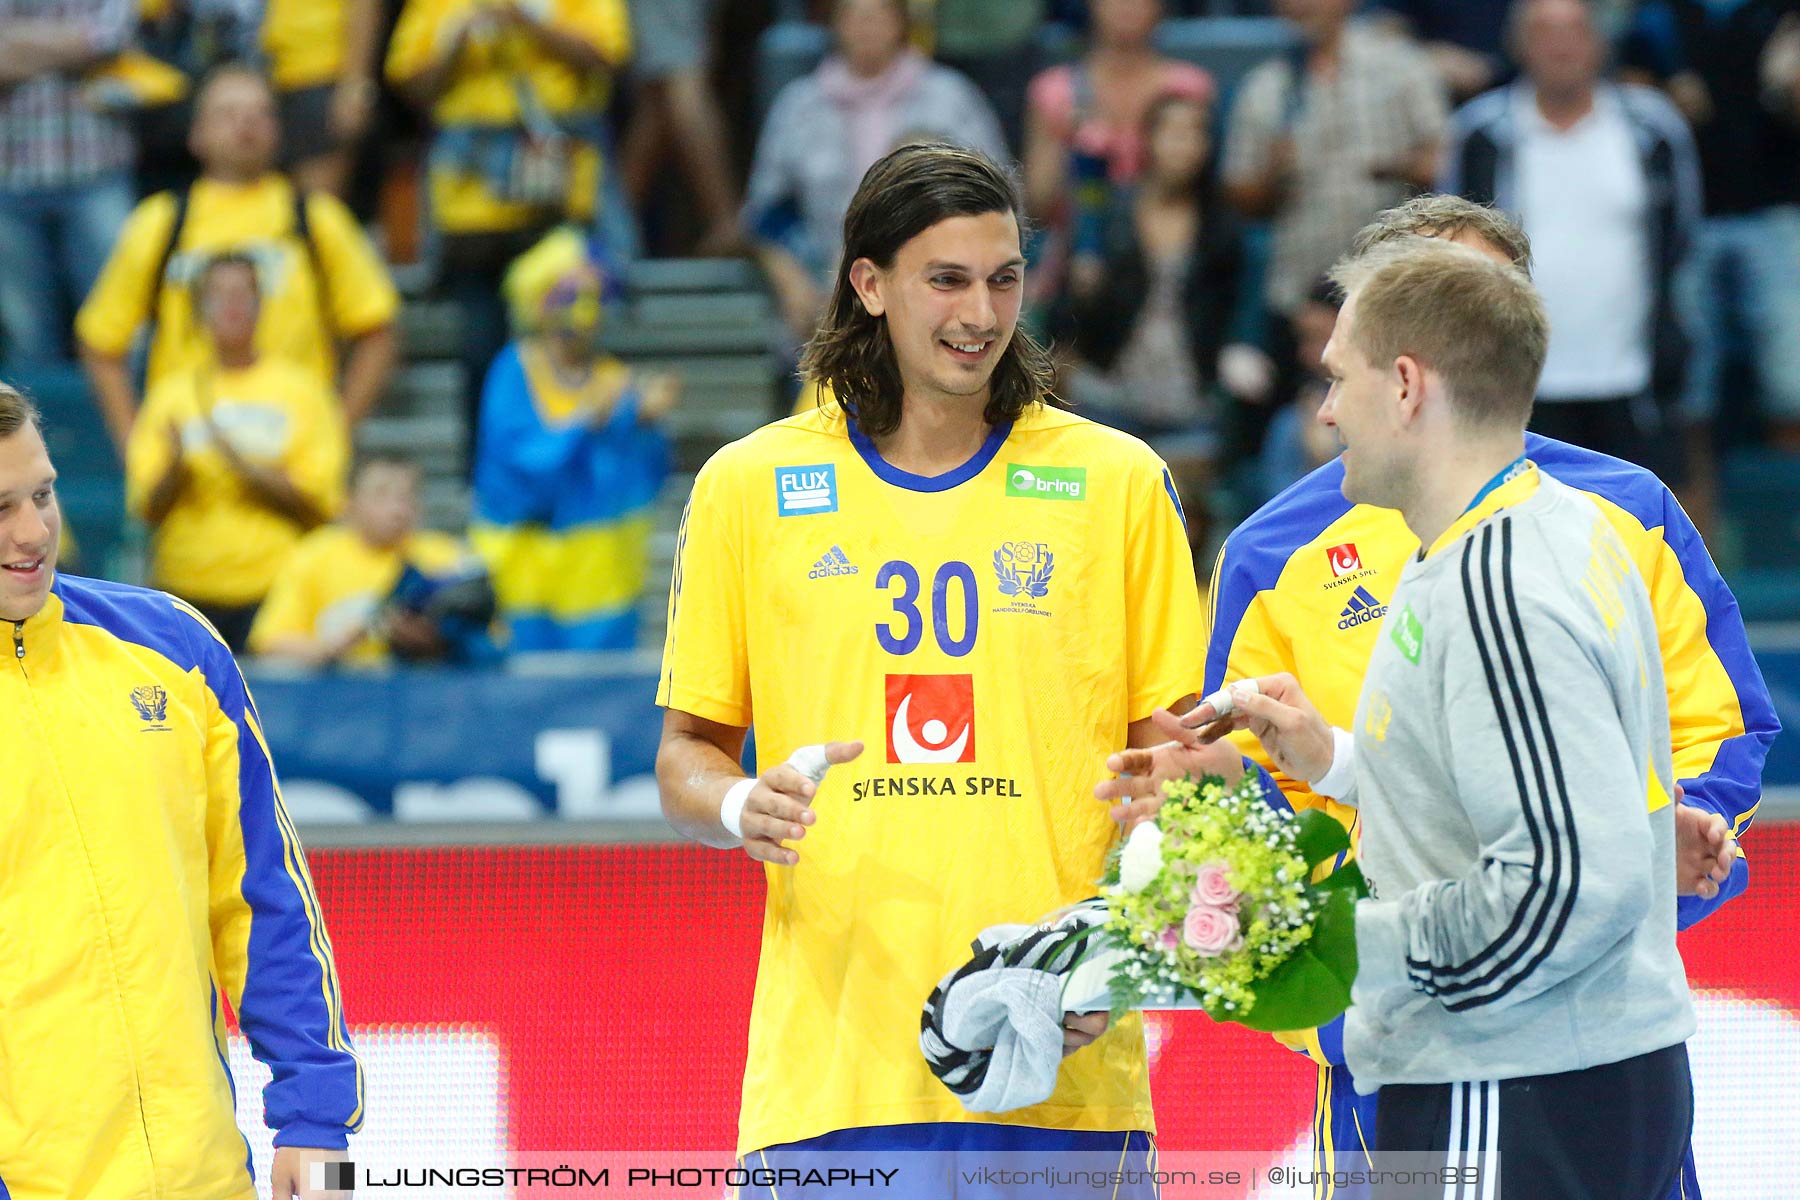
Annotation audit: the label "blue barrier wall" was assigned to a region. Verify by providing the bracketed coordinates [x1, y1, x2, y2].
[252, 646, 1798, 825]
[250, 667, 668, 822]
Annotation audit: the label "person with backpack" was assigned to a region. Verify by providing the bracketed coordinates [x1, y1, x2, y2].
[123, 250, 349, 650]
[77, 63, 399, 456]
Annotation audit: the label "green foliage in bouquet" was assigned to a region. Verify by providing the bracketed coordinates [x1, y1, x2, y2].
[1095, 773, 1369, 1031]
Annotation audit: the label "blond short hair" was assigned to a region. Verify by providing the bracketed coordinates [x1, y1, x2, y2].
[0, 382, 41, 439]
[1330, 238, 1549, 431]
[1352, 195, 1534, 274]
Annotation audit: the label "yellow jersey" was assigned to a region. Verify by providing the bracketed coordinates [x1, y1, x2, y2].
[125, 358, 350, 607]
[386, 0, 630, 234]
[658, 402, 1205, 1154]
[248, 525, 470, 665]
[76, 175, 399, 396]
[262, 0, 348, 91]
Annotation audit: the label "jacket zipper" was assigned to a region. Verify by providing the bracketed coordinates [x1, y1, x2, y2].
[12, 615, 159, 1185]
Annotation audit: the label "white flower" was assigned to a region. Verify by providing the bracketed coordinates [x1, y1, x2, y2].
[1118, 821, 1166, 894]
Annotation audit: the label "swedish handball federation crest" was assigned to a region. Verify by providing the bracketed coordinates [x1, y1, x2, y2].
[131, 685, 170, 727]
[993, 541, 1054, 600]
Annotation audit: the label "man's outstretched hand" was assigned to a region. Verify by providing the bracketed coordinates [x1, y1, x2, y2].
[1095, 709, 1247, 831]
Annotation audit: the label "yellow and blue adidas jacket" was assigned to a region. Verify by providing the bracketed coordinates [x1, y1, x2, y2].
[1206, 434, 1778, 1200]
[1, 573, 361, 1200]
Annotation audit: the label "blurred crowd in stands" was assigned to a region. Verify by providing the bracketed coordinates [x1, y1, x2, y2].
[3, 0, 1799, 666]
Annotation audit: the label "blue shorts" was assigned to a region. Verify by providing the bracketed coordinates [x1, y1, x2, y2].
[736, 1123, 1159, 1199]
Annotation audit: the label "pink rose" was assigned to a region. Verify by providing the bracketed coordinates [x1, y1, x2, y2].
[1192, 862, 1240, 909]
[1183, 905, 1244, 957]
[1159, 926, 1181, 951]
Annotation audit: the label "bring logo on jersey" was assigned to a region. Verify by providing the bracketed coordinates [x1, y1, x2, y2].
[885, 674, 976, 763]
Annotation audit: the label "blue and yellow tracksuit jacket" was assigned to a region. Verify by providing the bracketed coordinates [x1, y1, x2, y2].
[1206, 434, 1778, 1200]
[1, 574, 361, 1200]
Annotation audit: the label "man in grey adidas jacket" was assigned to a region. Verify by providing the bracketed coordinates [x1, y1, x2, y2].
[1214, 236, 1694, 1199]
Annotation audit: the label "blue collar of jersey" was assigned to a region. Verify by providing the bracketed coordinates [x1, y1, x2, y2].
[1460, 454, 1530, 517]
[846, 415, 1015, 493]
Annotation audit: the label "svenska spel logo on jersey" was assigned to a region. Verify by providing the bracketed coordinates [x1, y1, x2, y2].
[1005, 464, 1086, 501]
[775, 464, 838, 516]
[1337, 586, 1388, 630]
[1326, 542, 1363, 577]
[885, 674, 976, 764]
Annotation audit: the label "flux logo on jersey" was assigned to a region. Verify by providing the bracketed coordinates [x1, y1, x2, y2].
[885, 674, 976, 764]
[775, 464, 838, 516]
[1338, 586, 1389, 630]
[1326, 543, 1363, 577]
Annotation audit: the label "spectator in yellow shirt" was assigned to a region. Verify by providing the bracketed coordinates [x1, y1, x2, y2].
[386, 0, 630, 465]
[261, 0, 387, 197]
[78, 64, 400, 455]
[250, 456, 473, 667]
[125, 251, 350, 651]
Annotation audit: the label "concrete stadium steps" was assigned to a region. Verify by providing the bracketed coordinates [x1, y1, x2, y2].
[379, 360, 462, 416]
[356, 411, 462, 467]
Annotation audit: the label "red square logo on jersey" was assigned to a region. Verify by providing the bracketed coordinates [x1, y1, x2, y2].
[885, 674, 976, 764]
[1326, 543, 1363, 577]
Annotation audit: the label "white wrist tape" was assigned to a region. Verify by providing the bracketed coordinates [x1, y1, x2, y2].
[720, 777, 755, 839]
[721, 745, 838, 840]
[1312, 726, 1359, 804]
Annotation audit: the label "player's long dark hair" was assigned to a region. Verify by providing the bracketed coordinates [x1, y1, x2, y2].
[799, 142, 1055, 439]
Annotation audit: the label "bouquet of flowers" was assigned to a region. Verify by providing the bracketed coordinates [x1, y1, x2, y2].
[1062, 771, 1368, 1031]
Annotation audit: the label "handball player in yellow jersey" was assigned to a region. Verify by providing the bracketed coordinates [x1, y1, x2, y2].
[656, 142, 1231, 1196]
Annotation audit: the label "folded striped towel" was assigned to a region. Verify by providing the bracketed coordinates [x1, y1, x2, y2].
[919, 901, 1108, 1114]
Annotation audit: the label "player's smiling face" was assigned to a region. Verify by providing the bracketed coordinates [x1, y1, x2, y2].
[0, 422, 61, 622]
[851, 210, 1025, 407]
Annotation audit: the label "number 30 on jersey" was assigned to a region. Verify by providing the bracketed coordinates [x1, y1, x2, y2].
[875, 560, 978, 657]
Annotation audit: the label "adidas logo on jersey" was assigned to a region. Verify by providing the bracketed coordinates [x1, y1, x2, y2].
[1338, 586, 1389, 630]
[809, 546, 860, 578]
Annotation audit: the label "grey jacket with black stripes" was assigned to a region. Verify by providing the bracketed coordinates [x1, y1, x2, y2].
[1342, 466, 1695, 1094]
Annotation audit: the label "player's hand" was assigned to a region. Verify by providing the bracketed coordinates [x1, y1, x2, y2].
[1674, 786, 1737, 900]
[270, 1146, 351, 1198]
[1189, 674, 1334, 786]
[1061, 1010, 1109, 1057]
[1095, 708, 1247, 831]
[738, 741, 864, 866]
